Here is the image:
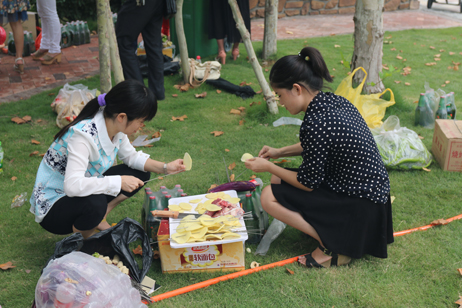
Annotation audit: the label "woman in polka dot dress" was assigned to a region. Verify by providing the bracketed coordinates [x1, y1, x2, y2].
[245, 47, 393, 268]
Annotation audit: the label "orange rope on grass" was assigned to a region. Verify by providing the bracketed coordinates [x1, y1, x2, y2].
[146, 212, 462, 303]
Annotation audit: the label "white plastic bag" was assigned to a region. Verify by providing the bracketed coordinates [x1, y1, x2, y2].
[35, 251, 148, 308]
[371, 116, 432, 170]
[51, 83, 98, 128]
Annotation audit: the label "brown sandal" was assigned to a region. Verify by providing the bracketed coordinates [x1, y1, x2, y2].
[299, 245, 351, 268]
[31, 49, 49, 61]
[41, 53, 62, 65]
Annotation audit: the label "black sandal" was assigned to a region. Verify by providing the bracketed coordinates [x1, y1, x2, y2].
[299, 245, 351, 268]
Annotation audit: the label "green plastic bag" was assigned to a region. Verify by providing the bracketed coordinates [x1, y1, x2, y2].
[371, 116, 432, 170]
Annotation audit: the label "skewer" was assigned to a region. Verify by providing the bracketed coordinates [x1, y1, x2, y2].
[144, 170, 184, 183]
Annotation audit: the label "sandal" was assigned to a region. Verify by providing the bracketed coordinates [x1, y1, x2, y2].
[31, 49, 49, 61]
[41, 53, 62, 65]
[299, 245, 351, 268]
[14, 58, 24, 74]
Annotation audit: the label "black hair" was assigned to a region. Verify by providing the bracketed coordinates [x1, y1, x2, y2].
[54, 79, 157, 141]
[269, 46, 333, 92]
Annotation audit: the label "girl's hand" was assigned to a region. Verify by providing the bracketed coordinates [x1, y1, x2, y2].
[167, 159, 186, 174]
[258, 146, 280, 160]
[245, 157, 272, 173]
[121, 175, 144, 192]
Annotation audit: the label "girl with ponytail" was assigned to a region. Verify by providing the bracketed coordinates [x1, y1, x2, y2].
[30, 80, 185, 239]
[245, 47, 393, 268]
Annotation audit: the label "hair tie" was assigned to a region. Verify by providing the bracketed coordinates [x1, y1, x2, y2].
[98, 93, 107, 107]
[298, 53, 309, 61]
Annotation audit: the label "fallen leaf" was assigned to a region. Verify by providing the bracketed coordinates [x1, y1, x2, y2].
[144, 144, 154, 147]
[455, 66, 460, 71]
[230, 109, 241, 115]
[429, 46, 435, 49]
[425, 62, 437, 66]
[441, 84, 446, 87]
[394, 81, 401, 84]
[431, 218, 448, 225]
[286, 268, 295, 275]
[334, 45, 341, 48]
[264, 69, 268, 72]
[211, 131, 224, 137]
[422, 167, 431, 172]
[228, 162, 236, 170]
[172, 94, 178, 97]
[173, 84, 181, 90]
[246, 82, 252, 85]
[458, 268, 462, 276]
[390, 48, 396, 51]
[216, 90, 222, 94]
[286, 30, 293, 34]
[390, 196, 395, 204]
[133, 245, 143, 255]
[29, 151, 39, 157]
[172, 115, 188, 121]
[179, 84, 190, 92]
[208, 184, 218, 191]
[418, 135, 424, 140]
[385, 35, 392, 39]
[239, 81, 247, 86]
[225, 149, 230, 152]
[238, 107, 246, 112]
[153, 250, 160, 259]
[31, 139, 40, 145]
[195, 92, 207, 98]
[22, 115, 32, 122]
[439, 49, 445, 52]
[152, 131, 161, 138]
[36, 119, 42, 123]
[11, 176, 17, 181]
[396, 55, 403, 60]
[434, 54, 441, 57]
[48, 93, 55, 96]
[157, 176, 163, 179]
[434, 58, 441, 61]
[256, 89, 262, 94]
[404, 82, 411, 86]
[39, 153, 45, 157]
[239, 120, 245, 126]
[449, 52, 455, 55]
[250, 175, 256, 179]
[445, 80, 450, 84]
[455, 296, 462, 306]
[230, 174, 235, 181]
[25, 270, 31, 274]
[11, 117, 26, 124]
[0, 261, 16, 270]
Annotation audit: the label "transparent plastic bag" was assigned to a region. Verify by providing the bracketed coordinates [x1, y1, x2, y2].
[272, 117, 303, 127]
[51, 83, 98, 128]
[371, 116, 432, 170]
[35, 251, 148, 308]
[255, 219, 286, 256]
[11, 192, 27, 208]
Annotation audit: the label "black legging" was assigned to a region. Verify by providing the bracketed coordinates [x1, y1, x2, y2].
[40, 164, 150, 235]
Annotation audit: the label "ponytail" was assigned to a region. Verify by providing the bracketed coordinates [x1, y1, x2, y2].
[54, 79, 157, 141]
[269, 46, 332, 92]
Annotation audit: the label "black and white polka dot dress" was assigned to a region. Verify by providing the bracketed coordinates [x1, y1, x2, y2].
[272, 91, 394, 259]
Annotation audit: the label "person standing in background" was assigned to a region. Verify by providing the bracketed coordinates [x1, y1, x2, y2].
[208, 0, 250, 65]
[0, 0, 30, 74]
[116, 0, 165, 101]
[31, 0, 62, 65]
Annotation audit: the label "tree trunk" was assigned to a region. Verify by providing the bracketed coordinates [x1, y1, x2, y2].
[105, 0, 124, 84]
[175, 0, 190, 84]
[350, 0, 385, 94]
[228, 0, 278, 114]
[262, 0, 277, 60]
[97, 0, 111, 93]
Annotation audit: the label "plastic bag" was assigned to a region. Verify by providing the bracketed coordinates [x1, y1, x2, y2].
[335, 67, 396, 128]
[255, 219, 286, 256]
[44, 218, 152, 284]
[11, 192, 27, 208]
[273, 117, 303, 127]
[371, 116, 432, 169]
[35, 251, 148, 308]
[51, 83, 98, 128]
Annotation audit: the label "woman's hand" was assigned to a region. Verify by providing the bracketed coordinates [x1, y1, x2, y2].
[121, 176, 144, 192]
[258, 146, 280, 160]
[167, 159, 186, 174]
[245, 157, 273, 173]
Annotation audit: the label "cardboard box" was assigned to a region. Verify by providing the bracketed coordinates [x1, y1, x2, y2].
[432, 119, 462, 171]
[157, 219, 245, 273]
[3, 12, 37, 41]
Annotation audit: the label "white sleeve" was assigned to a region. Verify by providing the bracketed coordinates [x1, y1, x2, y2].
[117, 134, 150, 171]
[64, 132, 121, 197]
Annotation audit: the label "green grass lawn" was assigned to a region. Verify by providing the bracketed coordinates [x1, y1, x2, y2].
[1, 27, 462, 307]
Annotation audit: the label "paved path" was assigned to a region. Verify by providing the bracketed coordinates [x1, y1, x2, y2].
[1, 7, 462, 103]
